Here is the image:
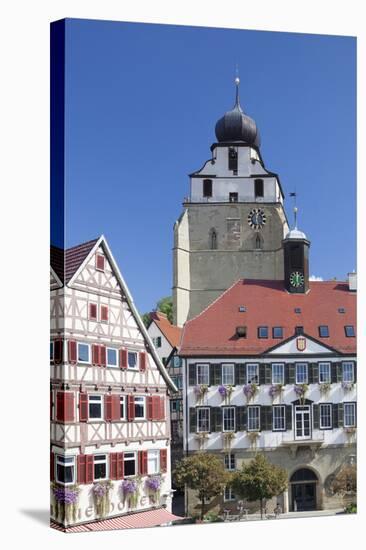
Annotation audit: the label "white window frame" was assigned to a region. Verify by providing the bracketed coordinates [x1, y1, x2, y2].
[318, 362, 331, 384]
[124, 452, 137, 477]
[247, 406, 260, 431]
[246, 364, 259, 384]
[222, 363, 235, 386]
[88, 394, 103, 421]
[342, 362, 354, 383]
[77, 342, 90, 364]
[127, 351, 138, 370]
[107, 347, 118, 367]
[272, 363, 284, 385]
[223, 406, 236, 432]
[197, 407, 210, 433]
[295, 363, 308, 384]
[224, 486, 236, 502]
[55, 454, 76, 486]
[224, 453, 236, 471]
[94, 454, 108, 481]
[147, 449, 160, 475]
[344, 403, 356, 427]
[196, 363, 210, 386]
[134, 396, 146, 419]
[120, 396, 126, 420]
[319, 403, 332, 429]
[272, 405, 286, 431]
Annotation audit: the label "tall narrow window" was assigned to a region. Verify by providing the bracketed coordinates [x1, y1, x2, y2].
[210, 229, 217, 250]
[203, 179, 213, 198]
[254, 178, 264, 198]
[255, 233, 262, 250]
[228, 147, 238, 171]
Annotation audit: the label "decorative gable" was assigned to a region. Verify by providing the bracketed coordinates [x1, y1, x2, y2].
[267, 334, 337, 356]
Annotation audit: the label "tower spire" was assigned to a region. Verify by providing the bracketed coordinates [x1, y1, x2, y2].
[234, 65, 241, 109]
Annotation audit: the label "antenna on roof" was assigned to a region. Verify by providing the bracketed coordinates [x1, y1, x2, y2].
[234, 64, 241, 108]
[289, 192, 298, 229]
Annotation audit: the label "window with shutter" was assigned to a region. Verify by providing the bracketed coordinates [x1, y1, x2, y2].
[139, 451, 148, 475]
[273, 405, 286, 431]
[79, 393, 89, 422]
[86, 455, 94, 483]
[92, 344, 100, 366]
[159, 397, 165, 420]
[89, 303, 97, 320]
[77, 455, 87, 484]
[100, 305, 109, 322]
[68, 340, 77, 364]
[96, 254, 105, 271]
[105, 395, 112, 422]
[286, 405, 293, 430]
[189, 364, 196, 386]
[127, 395, 135, 421]
[100, 346, 106, 367]
[139, 351, 147, 372]
[119, 348, 127, 369]
[160, 449, 167, 473]
[189, 408, 197, 433]
[54, 339, 63, 364]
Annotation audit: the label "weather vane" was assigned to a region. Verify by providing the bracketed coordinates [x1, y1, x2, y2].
[289, 191, 298, 229]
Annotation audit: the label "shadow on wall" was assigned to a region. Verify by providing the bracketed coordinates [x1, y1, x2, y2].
[19, 509, 50, 527]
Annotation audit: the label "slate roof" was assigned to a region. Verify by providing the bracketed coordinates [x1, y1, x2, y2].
[50, 238, 99, 284]
[149, 311, 182, 348]
[179, 279, 356, 356]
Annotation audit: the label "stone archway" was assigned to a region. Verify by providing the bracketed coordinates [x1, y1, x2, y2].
[289, 468, 319, 512]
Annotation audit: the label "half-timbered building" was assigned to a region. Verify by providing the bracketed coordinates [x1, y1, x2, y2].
[50, 236, 179, 530]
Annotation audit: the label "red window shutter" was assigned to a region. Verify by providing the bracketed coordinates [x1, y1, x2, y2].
[160, 449, 167, 473]
[54, 339, 63, 364]
[100, 345, 106, 367]
[152, 395, 160, 421]
[112, 394, 120, 421]
[96, 254, 105, 271]
[119, 348, 127, 369]
[77, 455, 86, 484]
[110, 453, 117, 480]
[139, 450, 148, 476]
[86, 455, 94, 484]
[92, 344, 100, 366]
[101, 305, 109, 322]
[68, 340, 77, 364]
[56, 391, 65, 421]
[50, 452, 55, 481]
[89, 303, 97, 320]
[127, 395, 135, 421]
[159, 397, 165, 421]
[139, 351, 147, 372]
[117, 452, 124, 479]
[147, 396, 153, 420]
[79, 393, 88, 422]
[50, 390, 53, 420]
[105, 394, 112, 422]
[64, 393, 75, 422]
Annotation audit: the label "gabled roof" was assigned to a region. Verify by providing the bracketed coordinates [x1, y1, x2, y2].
[179, 279, 356, 357]
[50, 238, 99, 284]
[50, 236, 177, 393]
[149, 311, 182, 348]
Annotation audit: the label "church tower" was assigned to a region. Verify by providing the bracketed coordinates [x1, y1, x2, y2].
[173, 78, 289, 326]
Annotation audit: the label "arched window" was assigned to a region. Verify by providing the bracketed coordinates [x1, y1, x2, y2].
[290, 468, 317, 483]
[210, 229, 217, 250]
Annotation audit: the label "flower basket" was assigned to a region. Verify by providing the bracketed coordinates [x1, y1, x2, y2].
[344, 426, 356, 435]
[243, 383, 259, 402]
[247, 431, 260, 447]
[294, 383, 308, 404]
[51, 483, 80, 524]
[342, 381, 354, 392]
[319, 382, 331, 395]
[145, 476, 162, 502]
[223, 431, 235, 449]
[194, 384, 209, 402]
[269, 384, 283, 400]
[218, 384, 234, 402]
[120, 478, 140, 509]
[92, 480, 113, 517]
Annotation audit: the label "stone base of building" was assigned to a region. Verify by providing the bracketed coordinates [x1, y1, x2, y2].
[185, 444, 356, 518]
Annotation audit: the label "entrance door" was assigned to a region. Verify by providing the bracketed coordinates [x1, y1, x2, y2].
[295, 405, 311, 440]
[292, 482, 316, 511]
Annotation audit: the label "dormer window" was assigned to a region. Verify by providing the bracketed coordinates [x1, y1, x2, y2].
[258, 326, 268, 339]
[295, 326, 304, 335]
[96, 254, 105, 271]
[272, 327, 283, 339]
[319, 325, 329, 338]
[345, 325, 355, 337]
[236, 326, 247, 338]
[203, 179, 212, 198]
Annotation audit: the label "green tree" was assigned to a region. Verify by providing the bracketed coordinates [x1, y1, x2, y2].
[174, 453, 229, 519]
[231, 454, 287, 519]
[331, 464, 357, 496]
[156, 296, 173, 323]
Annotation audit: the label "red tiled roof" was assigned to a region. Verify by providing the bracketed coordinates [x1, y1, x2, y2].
[150, 311, 182, 348]
[50, 508, 184, 532]
[50, 238, 99, 284]
[180, 279, 356, 356]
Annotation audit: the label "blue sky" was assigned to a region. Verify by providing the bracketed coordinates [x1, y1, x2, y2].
[61, 19, 356, 313]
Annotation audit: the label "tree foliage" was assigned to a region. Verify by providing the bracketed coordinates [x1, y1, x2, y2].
[231, 454, 288, 518]
[174, 453, 229, 519]
[141, 296, 174, 327]
[331, 464, 357, 495]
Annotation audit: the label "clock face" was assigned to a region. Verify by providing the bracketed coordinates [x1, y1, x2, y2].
[290, 271, 304, 288]
[248, 209, 266, 230]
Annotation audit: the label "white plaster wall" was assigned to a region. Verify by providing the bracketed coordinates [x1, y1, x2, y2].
[147, 322, 173, 363]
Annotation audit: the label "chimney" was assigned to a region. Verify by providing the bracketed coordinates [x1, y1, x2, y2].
[348, 272, 357, 291]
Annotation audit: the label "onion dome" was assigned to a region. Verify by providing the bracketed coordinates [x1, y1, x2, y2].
[215, 77, 261, 147]
[285, 207, 308, 240]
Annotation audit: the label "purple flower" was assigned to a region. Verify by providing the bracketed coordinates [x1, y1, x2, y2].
[218, 385, 227, 397]
[269, 384, 282, 397]
[53, 487, 78, 504]
[145, 476, 162, 491]
[93, 483, 107, 498]
[121, 479, 137, 495]
[194, 385, 201, 395]
[243, 384, 257, 398]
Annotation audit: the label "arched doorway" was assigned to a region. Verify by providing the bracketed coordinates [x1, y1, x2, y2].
[290, 468, 318, 511]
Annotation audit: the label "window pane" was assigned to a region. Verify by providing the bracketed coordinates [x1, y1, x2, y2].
[272, 364, 284, 384]
[78, 343, 89, 362]
[223, 407, 235, 431]
[248, 407, 260, 430]
[273, 327, 283, 338]
[258, 326, 268, 338]
[345, 326, 355, 337]
[320, 404, 332, 428]
[148, 450, 159, 474]
[120, 397, 125, 419]
[128, 352, 137, 368]
[319, 326, 329, 337]
[197, 364, 209, 385]
[197, 408, 210, 432]
[344, 404, 355, 426]
[247, 364, 258, 384]
[296, 364, 308, 384]
[89, 397, 102, 419]
[273, 406, 285, 430]
[56, 464, 74, 484]
[222, 364, 235, 385]
[342, 363, 354, 382]
[135, 397, 145, 418]
[124, 456, 136, 477]
[50, 343, 54, 360]
[107, 348, 117, 366]
[319, 363, 330, 383]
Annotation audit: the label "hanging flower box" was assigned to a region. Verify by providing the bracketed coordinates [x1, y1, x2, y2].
[51, 483, 80, 524]
[342, 381, 354, 392]
[92, 480, 113, 517]
[218, 384, 234, 402]
[194, 384, 209, 402]
[247, 431, 260, 447]
[319, 382, 331, 395]
[344, 426, 356, 435]
[223, 431, 235, 448]
[294, 383, 308, 404]
[243, 383, 258, 402]
[145, 475, 163, 501]
[269, 384, 283, 399]
[120, 477, 140, 509]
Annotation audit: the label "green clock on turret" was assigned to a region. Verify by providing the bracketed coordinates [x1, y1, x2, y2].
[290, 271, 304, 288]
